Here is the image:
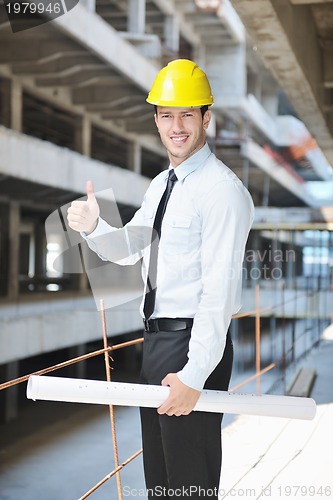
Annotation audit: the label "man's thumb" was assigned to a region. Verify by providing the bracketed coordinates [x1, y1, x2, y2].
[86, 180, 96, 201]
[161, 375, 170, 387]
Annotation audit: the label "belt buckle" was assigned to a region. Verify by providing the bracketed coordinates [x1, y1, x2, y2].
[144, 319, 156, 332]
[143, 318, 158, 332]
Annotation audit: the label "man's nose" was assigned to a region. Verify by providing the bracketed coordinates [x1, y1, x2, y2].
[172, 115, 184, 132]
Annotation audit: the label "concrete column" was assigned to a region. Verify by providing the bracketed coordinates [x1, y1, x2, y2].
[206, 44, 246, 103]
[0, 78, 22, 132]
[127, 141, 142, 175]
[8, 202, 20, 299]
[35, 220, 46, 279]
[164, 15, 180, 54]
[0, 203, 9, 296]
[127, 0, 146, 34]
[0, 361, 19, 422]
[74, 115, 91, 157]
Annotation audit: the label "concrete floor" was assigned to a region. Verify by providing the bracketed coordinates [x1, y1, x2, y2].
[221, 325, 333, 500]
[0, 402, 145, 499]
[0, 328, 331, 500]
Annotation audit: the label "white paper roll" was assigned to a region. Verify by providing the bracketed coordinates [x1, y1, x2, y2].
[26, 375, 316, 421]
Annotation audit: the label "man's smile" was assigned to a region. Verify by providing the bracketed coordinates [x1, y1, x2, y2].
[170, 134, 190, 145]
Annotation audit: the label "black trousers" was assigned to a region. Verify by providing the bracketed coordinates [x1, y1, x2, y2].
[140, 325, 233, 499]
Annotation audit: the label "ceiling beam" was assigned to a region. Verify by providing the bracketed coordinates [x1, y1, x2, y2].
[51, 3, 159, 92]
[72, 85, 138, 105]
[12, 55, 102, 76]
[0, 40, 85, 64]
[35, 68, 111, 87]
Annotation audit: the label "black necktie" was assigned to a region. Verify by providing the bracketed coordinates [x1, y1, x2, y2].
[143, 169, 178, 320]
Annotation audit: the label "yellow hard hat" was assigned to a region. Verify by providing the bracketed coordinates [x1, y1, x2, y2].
[146, 59, 214, 107]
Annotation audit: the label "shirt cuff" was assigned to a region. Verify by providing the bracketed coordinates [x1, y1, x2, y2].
[80, 217, 107, 240]
[177, 363, 207, 392]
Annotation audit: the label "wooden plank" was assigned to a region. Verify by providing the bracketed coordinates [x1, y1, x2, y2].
[287, 367, 316, 397]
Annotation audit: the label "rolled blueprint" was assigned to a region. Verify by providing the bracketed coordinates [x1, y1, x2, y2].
[27, 375, 316, 421]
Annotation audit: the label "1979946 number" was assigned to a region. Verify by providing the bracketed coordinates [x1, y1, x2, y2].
[278, 486, 332, 497]
[6, 2, 61, 14]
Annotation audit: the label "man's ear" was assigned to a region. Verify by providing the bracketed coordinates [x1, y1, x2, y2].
[154, 113, 159, 130]
[203, 109, 212, 130]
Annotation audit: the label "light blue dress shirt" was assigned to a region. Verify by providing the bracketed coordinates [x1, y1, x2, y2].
[83, 143, 254, 390]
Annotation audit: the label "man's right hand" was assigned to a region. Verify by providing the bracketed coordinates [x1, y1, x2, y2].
[67, 180, 100, 234]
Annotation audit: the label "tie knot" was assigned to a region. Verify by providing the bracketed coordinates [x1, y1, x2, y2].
[168, 169, 177, 183]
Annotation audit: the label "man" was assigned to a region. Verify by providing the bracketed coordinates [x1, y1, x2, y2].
[68, 59, 254, 498]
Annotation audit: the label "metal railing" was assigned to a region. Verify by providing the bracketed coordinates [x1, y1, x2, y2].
[0, 283, 331, 499]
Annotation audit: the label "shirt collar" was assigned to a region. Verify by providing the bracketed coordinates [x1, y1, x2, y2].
[167, 143, 212, 182]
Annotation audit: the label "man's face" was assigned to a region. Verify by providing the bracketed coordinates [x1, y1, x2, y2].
[154, 107, 211, 167]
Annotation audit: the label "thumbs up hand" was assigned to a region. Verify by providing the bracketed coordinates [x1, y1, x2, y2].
[67, 181, 100, 234]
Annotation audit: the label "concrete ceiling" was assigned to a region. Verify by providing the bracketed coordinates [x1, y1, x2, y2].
[0, 0, 331, 208]
[0, 0, 240, 136]
[230, 0, 333, 166]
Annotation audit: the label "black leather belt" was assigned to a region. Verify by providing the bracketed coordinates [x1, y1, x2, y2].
[143, 317, 193, 333]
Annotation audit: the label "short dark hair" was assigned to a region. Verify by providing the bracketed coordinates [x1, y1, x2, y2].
[200, 105, 209, 118]
[154, 105, 209, 120]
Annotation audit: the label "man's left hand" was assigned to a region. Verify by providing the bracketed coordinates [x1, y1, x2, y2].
[158, 373, 201, 417]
